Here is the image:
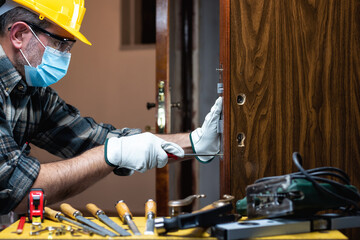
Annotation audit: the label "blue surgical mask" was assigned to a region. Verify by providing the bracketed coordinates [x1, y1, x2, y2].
[19, 27, 71, 87]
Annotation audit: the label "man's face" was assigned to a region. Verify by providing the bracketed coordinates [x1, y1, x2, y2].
[15, 22, 75, 69]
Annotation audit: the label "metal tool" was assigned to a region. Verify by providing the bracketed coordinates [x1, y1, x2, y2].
[193, 194, 235, 214]
[213, 215, 360, 240]
[60, 203, 117, 237]
[168, 194, 206, 216]
[167, 153, 224, 163]
[45, 207, 106, 237]
[29, 225, 87, 237]
[86, 203, 131, 236]
[236, 174, 360, 219]
[115, 200, 141, 235]
[167, 153, 223, 159]
[28, 188, 45, 226]
[155, 203, 235, 235]
[144, 199, 156, 235]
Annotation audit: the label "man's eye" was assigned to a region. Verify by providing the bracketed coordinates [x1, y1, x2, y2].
[54, 40, 62, 49]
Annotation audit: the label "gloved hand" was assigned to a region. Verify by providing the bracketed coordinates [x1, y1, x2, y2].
[190, 97, 223, 163]
[105, 132, 184, 175]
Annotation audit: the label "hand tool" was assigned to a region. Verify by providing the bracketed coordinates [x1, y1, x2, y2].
[28, 188, 45, 226]
[155, 203, 235, 235]
[167, 153, 223, 160]
[193, 194, 234, 213]
[60, 203, 117, 237]
[168, 194, 206, 216]
[115, 200, 141, 235]
[45, 207, 106, 237]
[144, 199, 156, 235]
[11, 216, 26, 234]
[86, 203, 131, 236]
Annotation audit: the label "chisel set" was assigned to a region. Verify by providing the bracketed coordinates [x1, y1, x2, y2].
[17, 189, 236, 238]
[17, 191, 157, 237]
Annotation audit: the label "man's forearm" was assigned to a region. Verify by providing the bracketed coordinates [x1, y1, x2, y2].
[14, 145, 113, 213]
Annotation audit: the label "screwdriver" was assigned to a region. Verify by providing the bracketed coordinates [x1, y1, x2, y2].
[167, 153, 223, 161]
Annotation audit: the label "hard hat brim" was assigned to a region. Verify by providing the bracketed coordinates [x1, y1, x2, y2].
[61, 25, 92, 46]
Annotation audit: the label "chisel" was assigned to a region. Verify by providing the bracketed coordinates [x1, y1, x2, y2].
[44, 207, 107, 237]
[144, 199, 156, 235]
[116, 200, 141, 235]
[60, 203, 117, 237]
[86, 203, 131, 236]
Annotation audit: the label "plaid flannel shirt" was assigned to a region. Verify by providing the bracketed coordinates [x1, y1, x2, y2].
[0, 45, 140, 214]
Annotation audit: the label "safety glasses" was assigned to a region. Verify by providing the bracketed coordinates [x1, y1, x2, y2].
[26, 22, 76, 52]
[8, 21, 77, 52]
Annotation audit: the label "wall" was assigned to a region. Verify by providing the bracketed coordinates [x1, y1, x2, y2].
[31, 0, 157, 215]
[198, 0, 220, 208]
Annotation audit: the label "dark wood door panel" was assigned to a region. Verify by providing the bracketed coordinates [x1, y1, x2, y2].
[228, 0, 360, 213]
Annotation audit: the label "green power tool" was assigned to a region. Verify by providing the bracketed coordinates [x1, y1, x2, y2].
[236, 152, 360, 219]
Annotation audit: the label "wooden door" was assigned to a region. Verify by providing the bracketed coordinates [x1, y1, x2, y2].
[220, 0, 360, 238]
[155, 0, 171, 217]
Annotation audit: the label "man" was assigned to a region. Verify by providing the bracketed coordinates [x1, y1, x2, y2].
[0, 0, 222, 215]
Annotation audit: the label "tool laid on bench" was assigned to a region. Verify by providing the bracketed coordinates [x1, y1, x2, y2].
[168, 194, 206, 216]
[155, 203, 235, 235]
[86, 203, 131, 236]
[28, 188, 45, 227]
[45, 207, 106, 237]
[213, 152, 360, 240]
[213, 214, 360, 240]
[116, 200, 141, 235]
[11, 216, 26, 234]
[60, 203, 117, 237]
[236, 152, 360, 219]
[144, 199, 156, 235]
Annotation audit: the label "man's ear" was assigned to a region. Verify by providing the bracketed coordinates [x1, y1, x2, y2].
[9, 22, 30, 49]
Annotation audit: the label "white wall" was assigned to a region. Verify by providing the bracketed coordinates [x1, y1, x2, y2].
[31, 0, 157, 215]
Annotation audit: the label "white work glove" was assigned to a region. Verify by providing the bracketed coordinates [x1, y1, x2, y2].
[190, 97, 223, 163]
[105, 132, 184, 175]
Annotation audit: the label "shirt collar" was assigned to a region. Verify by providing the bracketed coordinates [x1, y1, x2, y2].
[0, 44, 24, 97]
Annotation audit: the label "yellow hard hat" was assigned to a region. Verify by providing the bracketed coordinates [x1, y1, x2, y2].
[12, 0, 91, 45]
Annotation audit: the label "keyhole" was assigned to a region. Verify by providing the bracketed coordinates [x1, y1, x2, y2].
[237, 133, 245, 147]
[237, 94, 246, 105]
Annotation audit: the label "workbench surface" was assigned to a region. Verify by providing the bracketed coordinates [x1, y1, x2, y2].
[0, 217, 348, 239]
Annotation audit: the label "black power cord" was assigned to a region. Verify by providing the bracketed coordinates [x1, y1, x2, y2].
[255, 152, 360, 214]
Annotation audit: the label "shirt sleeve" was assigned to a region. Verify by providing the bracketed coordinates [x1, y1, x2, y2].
[31, 87, 141, 158]
[0, 99, 40, 214]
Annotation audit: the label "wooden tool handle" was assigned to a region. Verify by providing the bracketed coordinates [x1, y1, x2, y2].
[86, 203, 101, 219]
[145, 199, 156, 217]
[115, 200, 132, 221]
[44, 207, 61, 222]
[60, 203, 80, 220]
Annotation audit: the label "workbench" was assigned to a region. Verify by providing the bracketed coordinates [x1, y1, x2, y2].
[0, 217, 348, 239]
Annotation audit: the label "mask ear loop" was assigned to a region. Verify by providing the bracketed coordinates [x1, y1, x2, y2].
[19, 24, 47, 68]
[27, 25, 46, 49]
[19, 48, 32, 67]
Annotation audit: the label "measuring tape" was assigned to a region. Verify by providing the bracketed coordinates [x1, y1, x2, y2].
[28, 188, 45, 226]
